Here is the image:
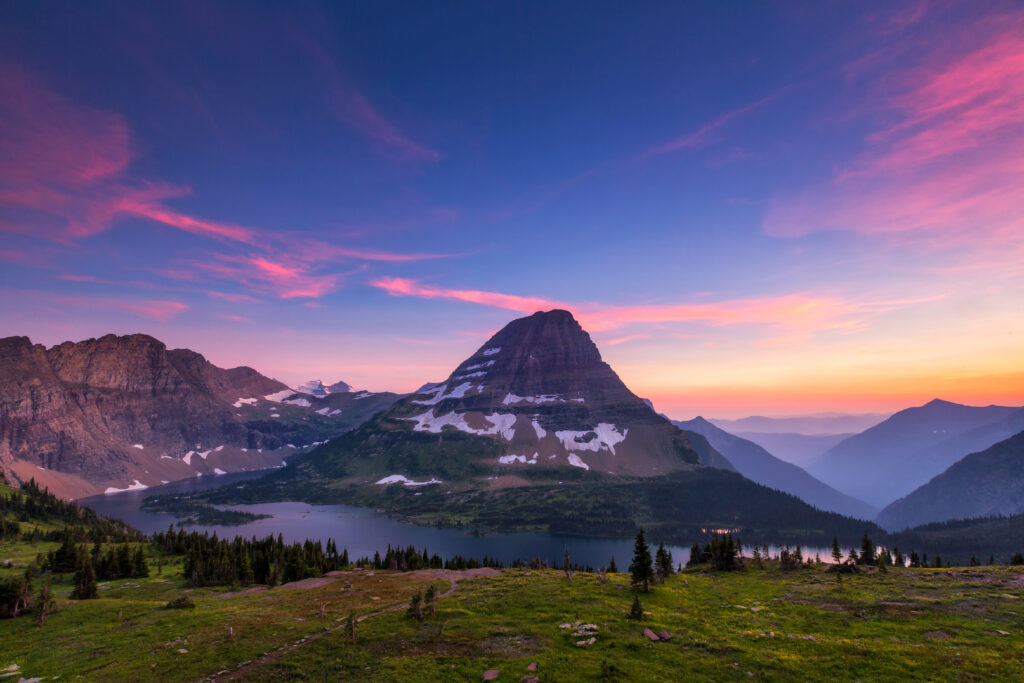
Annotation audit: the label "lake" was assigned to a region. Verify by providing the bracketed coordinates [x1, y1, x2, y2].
[79, 472, 691, 569]
[80, 472, 836, 569]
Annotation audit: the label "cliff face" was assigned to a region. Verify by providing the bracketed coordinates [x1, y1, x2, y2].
[0, 334, 400, 497]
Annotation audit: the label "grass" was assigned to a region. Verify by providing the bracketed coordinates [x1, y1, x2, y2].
[2, 531, 1022, 681]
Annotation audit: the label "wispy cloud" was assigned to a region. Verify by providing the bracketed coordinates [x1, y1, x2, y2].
[765, 9, 1024, 250]
[635, 93, 781, 162]
[0, 63, 450, 301]
[299, 35, 440, 163]
[370, 276, 935, 336]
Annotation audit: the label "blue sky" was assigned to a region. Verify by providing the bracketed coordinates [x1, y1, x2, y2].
[2, 1, 1022, 417]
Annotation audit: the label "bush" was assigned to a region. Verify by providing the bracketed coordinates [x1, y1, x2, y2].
[164, 596, 196, 610]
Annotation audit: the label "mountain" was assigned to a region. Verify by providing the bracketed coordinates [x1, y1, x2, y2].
[0, 334, 400, 498]
[709, 413, 888, 435]
[212, 310, 892, 545]
[735, 432, 851, 468]
[877, 430, 1024, 530]
[808, 399, 1021, 508]
[296, 379, 353, 396]
[286, 310, 729, 482]
[676, 417, 877, 519]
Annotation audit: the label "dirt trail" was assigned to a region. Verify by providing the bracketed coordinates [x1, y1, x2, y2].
[206, 568, 500, 682]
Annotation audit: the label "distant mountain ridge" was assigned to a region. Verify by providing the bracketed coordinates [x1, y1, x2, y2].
[676, 417, 877, 520]
[735, 432, 851, 468]
[709, 413, 888, 436]
[0, 334, 400, 498]
[877, 430, 1024, 530]
[809, 399, 1021, 508]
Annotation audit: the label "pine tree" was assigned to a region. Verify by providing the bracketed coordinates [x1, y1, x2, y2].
[238, 553, 255, 586]
[132, 546, 149, 578]
[607, 555, 617, 573]
[752, 545, 763, 568]
[407, 592, 423, 620]
[36, 580, 54, 626]
[71, 555, 97, 600]
[831, 536, 842, 565]
[629, 529, 654, 593]
[627, 594, 644, 621]
[909, 551, 921, 568]
[858, 533, 876, 565]
[345, 610, 357, 643]
[425, 585, 437, 617]
[655, 543, 673, 582]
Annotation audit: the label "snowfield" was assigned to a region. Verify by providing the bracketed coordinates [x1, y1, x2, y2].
[375, 474, 443, 487]
[403, 409, 518, 440]
[567, 454, 590, 470]
[104, 479, 148, 494]
[555, 424, 628, 455]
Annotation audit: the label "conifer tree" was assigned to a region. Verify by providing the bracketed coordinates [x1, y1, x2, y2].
[36, 580, 54, 626]
[71, 555, 97, 600]
[627, 594, 644, 621]
[408, 592, 423, 620]
[831, 536, 842, 565]
[655, 543, 673, 582]
[629, 529, 654, 593]
[345, 610, 357, 643]
[425, 585, 437, 617]
[858, 533, 876, 565]
[607, 555, 617, 573]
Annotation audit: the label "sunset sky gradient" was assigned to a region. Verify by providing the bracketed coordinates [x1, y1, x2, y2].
[1, 1, 1022, 418]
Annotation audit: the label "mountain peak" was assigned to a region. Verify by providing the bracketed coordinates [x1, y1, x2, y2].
[367, 310, 705, 478]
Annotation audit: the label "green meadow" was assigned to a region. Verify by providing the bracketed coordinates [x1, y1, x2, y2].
[3, 540, 1022, 681]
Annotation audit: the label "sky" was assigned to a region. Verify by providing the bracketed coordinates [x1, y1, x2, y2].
[1, 1, 1022, 419]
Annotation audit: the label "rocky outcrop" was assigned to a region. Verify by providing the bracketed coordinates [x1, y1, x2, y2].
[0, 334, 400, 497]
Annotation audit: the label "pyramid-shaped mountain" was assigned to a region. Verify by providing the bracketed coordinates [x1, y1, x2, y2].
[280, 310, 730, 487]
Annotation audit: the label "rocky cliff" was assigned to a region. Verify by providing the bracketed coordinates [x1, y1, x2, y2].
[0, 334, 399, 497]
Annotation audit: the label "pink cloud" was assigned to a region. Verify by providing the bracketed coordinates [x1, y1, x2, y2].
[603, 334, 651, 346]
[765, 11, 1024, 250]
[300, 36, 440, 163]
[370, 276, 923, 335]
[0, 62, 132, 191]
[47, 294, 189, 321]
[0, 64, 451, 303]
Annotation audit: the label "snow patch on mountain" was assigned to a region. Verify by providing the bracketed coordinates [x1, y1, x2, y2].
[132, 444, 144, 450]
[375, 474, 442, 487]
[532, 418, 547, 439]
[567, 454, 590, 470]
[404, 410, 517, 440]
[264, 389, 294, 403]
[413, 382, 477, 406]
[502, 393, 579, 405]
[233, 397, 258, 407]
[282, 396, 312, 407]
[104, 479, 148, 494]
[482, 347, 501, 356]
[499, 453, 538, 465]
[454, 371, 487, 380]
[555, 424, 628, 455]
[465, 360, 495, 371]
